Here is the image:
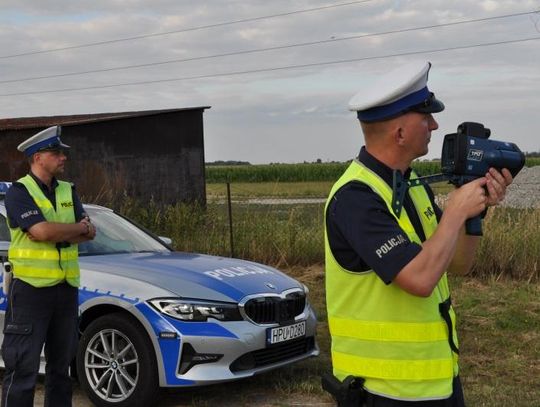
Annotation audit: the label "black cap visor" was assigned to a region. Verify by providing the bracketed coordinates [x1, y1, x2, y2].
[409, 92, 445, 114]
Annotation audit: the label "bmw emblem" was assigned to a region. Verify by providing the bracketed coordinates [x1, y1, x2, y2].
[265, 282, 276, 290]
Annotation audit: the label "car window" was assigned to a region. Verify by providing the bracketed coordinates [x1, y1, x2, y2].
[0, 214, 11, 241]
[78, 207, 170, 256]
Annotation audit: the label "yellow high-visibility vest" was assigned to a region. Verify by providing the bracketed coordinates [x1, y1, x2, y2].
[8, 175, 80, 288]
[325, 159, 459, 401]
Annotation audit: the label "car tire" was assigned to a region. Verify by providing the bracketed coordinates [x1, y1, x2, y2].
[77, 312, 159, 407]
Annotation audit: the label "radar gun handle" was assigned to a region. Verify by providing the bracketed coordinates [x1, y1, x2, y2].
[465, 216, 483, 236]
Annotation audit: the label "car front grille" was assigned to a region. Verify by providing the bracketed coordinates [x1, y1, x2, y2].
[243, 291, 306, 324]
[229, 337, 315, 373]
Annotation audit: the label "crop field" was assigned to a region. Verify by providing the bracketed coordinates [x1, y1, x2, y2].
[206, 158, 540, 183]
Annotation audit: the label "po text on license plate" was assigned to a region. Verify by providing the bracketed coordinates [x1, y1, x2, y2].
[267, 321, 306, 345]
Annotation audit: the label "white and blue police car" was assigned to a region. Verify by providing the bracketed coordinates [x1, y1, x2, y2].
[0, 182, 318, 407]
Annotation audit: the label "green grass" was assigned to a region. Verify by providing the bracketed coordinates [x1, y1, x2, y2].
[206, 181, 334, 199]
[207, 180, 452, 199]
[525, 157, 540, 167]
[453, 277, 540, 406]
[112, 197, 325, 266]
[473, 208, 540, 281]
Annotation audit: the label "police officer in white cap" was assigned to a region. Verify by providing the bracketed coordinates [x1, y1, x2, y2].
[1, 126, 96, 407]
[324, 62, 512, 406]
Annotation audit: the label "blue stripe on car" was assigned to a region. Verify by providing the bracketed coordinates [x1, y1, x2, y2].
[135, 302, 194, 385]
[136, 302, 238, 385]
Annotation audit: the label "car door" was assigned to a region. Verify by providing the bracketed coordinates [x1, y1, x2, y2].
[0, 212, 11, 351]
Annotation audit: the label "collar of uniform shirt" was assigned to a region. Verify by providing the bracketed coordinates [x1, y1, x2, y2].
[358, 146, 413, 187]
[29, 171, 59, 192]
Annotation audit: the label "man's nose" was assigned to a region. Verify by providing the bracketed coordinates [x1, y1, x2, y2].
[429, 114, 439, 131]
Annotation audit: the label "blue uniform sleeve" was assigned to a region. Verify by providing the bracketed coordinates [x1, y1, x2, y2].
[5, 183, 46, 232]
[71, 186, 86, 222]
[327, 182, 422, 284]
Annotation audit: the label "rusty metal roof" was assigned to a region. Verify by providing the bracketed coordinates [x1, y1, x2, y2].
[0, 107, 211, 131]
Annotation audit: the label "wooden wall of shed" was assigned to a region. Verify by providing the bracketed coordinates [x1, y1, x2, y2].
[0, 109, 206, 205]
[0, 129, 35, 180]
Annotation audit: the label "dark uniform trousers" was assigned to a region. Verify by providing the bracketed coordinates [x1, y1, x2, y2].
[1, 279, 78, 407]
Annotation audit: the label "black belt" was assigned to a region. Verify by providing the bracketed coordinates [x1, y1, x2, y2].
[439, 297, 459, 355]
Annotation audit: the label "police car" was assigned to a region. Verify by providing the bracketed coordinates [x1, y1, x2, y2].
[0, 183, 318, 407]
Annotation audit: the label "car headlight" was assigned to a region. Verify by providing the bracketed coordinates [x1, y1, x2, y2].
[149, 298, 243, 322]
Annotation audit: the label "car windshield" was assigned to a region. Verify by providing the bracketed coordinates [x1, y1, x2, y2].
[78, 207, 170, 256]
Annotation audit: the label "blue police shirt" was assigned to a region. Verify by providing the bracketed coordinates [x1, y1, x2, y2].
[326, 147, 442, 284]
[6, 172, 86, 231]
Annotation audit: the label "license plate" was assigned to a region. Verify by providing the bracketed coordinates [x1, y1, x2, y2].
[267, 321, 306, 345]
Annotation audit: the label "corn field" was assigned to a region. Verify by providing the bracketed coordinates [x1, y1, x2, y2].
[206, 158, 540, 183]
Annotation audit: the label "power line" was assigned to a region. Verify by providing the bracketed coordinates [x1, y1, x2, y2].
[1, 11, 535, 85]
[0, 0, 377, 59]
[1, 36, 538, 97]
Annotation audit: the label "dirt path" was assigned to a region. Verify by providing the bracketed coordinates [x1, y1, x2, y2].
[21, 374, 334, 406]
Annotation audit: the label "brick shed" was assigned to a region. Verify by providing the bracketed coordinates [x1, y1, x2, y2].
[0, 107, 210, 205]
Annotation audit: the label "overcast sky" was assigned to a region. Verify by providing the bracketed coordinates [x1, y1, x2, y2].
[1, 0, 539, 163]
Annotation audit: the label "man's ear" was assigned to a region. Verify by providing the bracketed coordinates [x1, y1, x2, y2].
[394, 125, 406, 146]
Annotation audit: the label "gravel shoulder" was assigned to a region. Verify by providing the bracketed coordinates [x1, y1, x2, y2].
[500, 165, 540, 208]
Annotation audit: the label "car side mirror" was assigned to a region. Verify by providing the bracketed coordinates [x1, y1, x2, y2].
[158, 236, 172, 246]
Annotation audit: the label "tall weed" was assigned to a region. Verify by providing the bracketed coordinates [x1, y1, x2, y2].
[474, 207, 540, 282]
[99, 195, 538, 282]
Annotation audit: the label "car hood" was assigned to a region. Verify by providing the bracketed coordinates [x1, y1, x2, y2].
[79, 252, 302, 302]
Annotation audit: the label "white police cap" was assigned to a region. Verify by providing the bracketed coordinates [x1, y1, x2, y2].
[17, 126, 70, 157]
[349, 61, 444, 122]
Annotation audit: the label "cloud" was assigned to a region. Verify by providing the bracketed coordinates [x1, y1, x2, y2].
[1, 0, 538, 163]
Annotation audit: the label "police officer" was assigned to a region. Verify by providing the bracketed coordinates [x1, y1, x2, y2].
[1, 126, 96, 407]
[324, 61, 512, 406]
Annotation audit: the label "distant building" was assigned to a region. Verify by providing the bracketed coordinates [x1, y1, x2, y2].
[0, 107, 210, 205]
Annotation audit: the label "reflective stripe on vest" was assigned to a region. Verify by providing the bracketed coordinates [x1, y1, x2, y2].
[325, 159, 458, 401]
[8, 175, 80, 288]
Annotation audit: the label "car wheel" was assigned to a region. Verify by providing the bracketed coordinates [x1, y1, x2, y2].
[77, 312, 159, 407]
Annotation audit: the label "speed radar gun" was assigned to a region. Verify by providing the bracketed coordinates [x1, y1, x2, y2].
[392, 122, 525, 236]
